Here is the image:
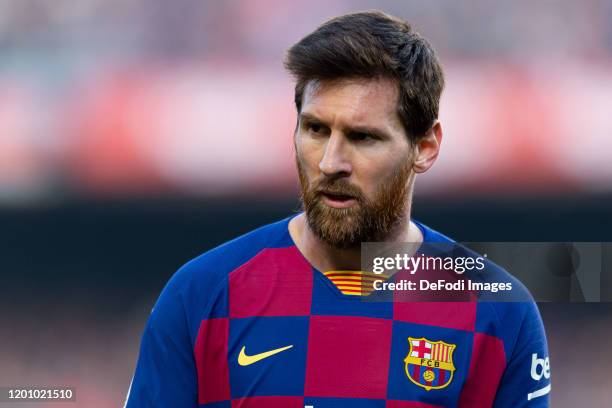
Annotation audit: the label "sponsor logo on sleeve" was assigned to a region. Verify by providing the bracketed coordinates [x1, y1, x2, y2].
[528, 353, 551, 401]
[530, 353, 551, 381]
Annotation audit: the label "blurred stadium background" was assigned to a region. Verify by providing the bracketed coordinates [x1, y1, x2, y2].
[1, 0, 611, 406]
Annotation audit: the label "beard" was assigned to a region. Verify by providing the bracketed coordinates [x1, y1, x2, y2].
[297, 155, 413, 249]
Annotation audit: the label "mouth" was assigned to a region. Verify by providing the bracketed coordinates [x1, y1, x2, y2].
[319, 191, 358, 209]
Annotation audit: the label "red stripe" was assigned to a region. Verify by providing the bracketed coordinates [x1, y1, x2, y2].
[438, 368, 446, 386]
[326, 274, 386, 280]
[336, 285, 369, 290]
[412, 364, 421, 383]
[325, 272, 366, 277]
[329, 277, 363, 282]
[333, 282, 362, 288]
[328, 274, 380, 280]
[329, 277, 381, 283]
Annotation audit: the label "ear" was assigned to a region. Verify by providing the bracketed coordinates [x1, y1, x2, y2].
[412, 121, 442, 173]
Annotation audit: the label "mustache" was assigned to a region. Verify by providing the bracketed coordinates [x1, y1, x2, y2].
[313, 179, 364, 200]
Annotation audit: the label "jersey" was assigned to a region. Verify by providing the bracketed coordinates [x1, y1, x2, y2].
[125, 215, 551, 407]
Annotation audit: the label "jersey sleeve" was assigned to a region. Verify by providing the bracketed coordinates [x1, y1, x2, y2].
[124, 273, 198, 408]
[493, 301, 551, 407]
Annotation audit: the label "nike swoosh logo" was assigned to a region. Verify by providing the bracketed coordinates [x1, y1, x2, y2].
[237, 344, 293, 366]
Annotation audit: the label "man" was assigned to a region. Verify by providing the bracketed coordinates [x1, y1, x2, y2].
[126, 11, 550, 407]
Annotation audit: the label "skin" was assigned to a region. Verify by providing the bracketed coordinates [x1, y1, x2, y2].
[289, 76, 443, 273]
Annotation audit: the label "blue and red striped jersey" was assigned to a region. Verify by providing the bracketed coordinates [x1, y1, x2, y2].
[126, 215, 550, 407]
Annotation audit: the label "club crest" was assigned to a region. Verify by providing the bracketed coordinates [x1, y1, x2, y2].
[404, 337, 456, 391]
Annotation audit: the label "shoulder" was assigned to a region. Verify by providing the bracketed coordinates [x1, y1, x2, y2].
[414, 219, 534, 300]
[147, 215, 297, 342]
[167, 215, 296, 296]
[413, 220, 543, 356]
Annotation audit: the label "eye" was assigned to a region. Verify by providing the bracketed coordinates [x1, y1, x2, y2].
[308, 123, 322, 133]
[303, 120, 328, 136]
[348, 132, 376, 141]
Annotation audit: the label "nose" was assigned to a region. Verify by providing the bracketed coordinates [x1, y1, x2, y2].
[319, 132, 352, 177]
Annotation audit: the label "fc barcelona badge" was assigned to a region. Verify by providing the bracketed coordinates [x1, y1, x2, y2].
[404, 337, 456, 391]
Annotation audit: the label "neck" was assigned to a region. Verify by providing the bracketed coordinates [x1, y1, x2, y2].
[288, 206, 423, 273]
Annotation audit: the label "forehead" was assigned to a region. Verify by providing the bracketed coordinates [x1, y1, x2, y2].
[301, 77, 404, 133]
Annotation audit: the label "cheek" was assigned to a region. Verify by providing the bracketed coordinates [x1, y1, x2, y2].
[353, 164, 387, 198]
[356, 157, 407, 197]
[296, 137, 323, 172]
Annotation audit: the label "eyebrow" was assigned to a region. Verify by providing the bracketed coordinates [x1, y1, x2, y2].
[299, 112, 391, 139]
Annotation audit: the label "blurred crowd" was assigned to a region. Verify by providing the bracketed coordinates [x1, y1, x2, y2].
[1, 0, 611, 203]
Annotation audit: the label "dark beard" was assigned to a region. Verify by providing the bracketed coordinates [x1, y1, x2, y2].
[297, 156, 412, 249]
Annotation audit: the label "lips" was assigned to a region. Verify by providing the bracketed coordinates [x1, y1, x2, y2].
[319, 190, 358, 208]
[321, 192, 354, 200]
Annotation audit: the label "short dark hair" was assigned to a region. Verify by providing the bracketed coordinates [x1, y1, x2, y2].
[284, 10, 444, 141]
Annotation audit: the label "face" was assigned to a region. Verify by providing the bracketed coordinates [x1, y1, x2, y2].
[295, 77, 415, 249]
